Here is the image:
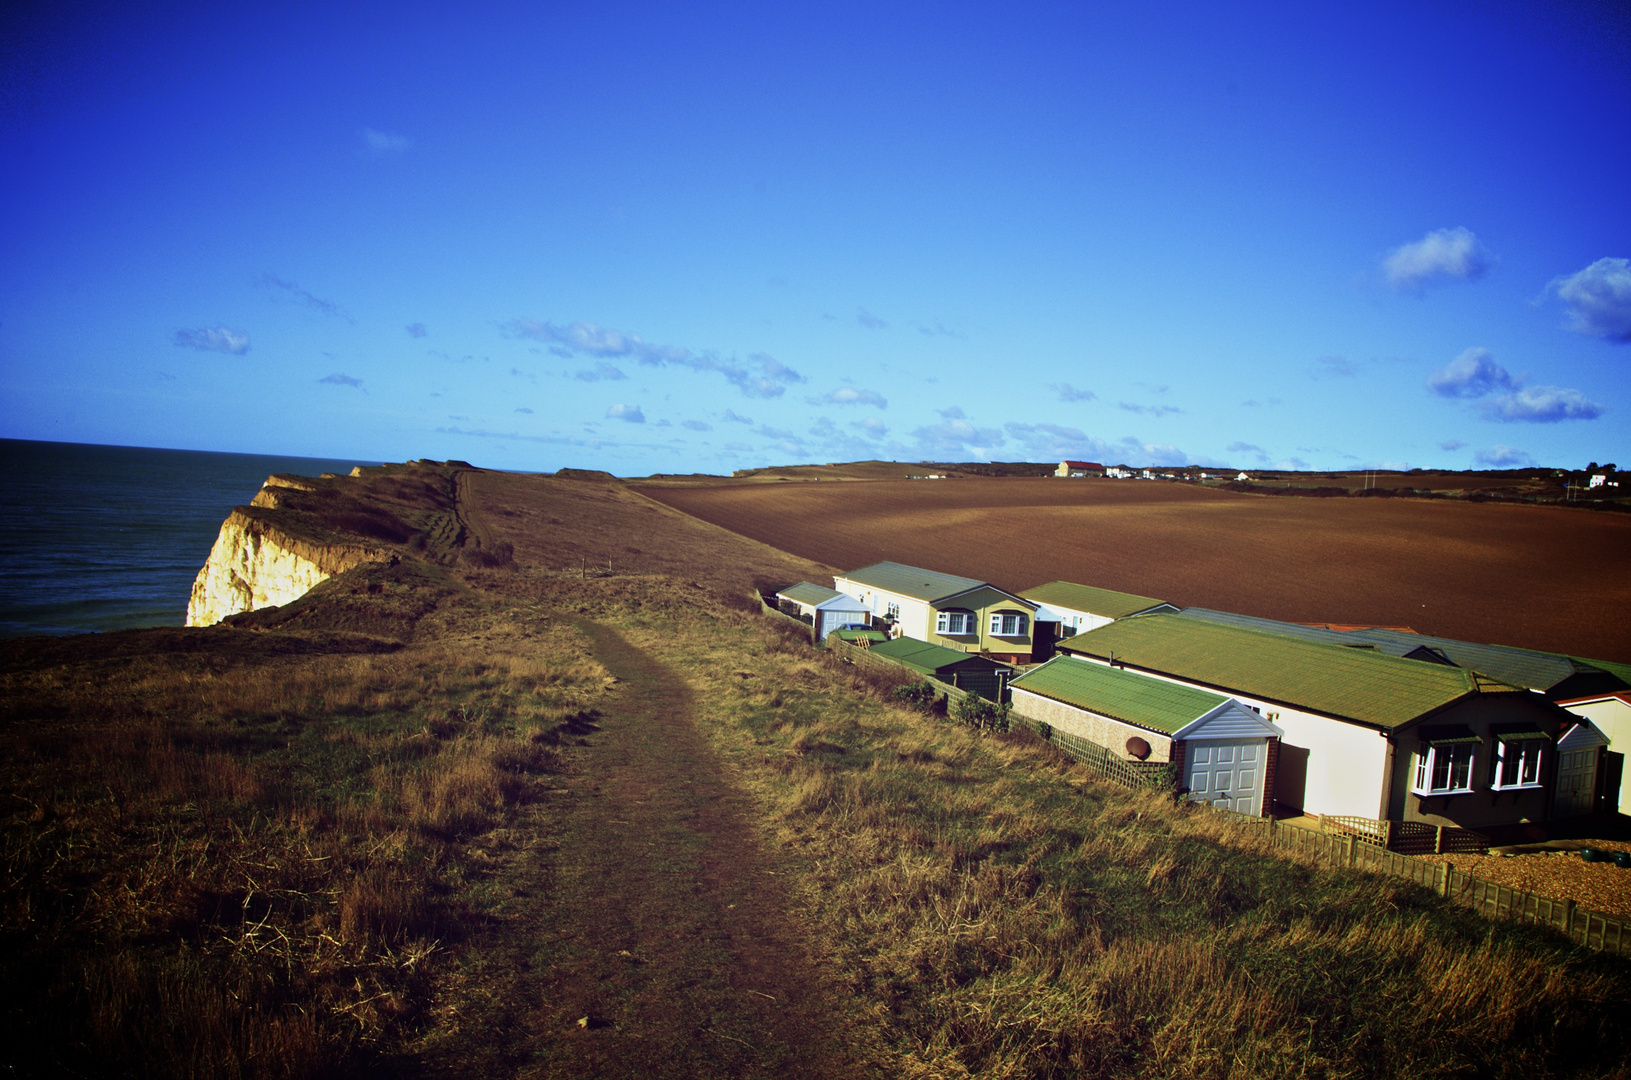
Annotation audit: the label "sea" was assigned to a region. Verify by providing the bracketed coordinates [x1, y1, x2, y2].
[0, 439, 382, 638]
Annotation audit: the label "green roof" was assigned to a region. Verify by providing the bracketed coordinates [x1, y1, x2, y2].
[777, 581, 844, 606]
[1176, 608, 1629, 695]
[870, 636, 999, 676]
[1010, 657, 1228, 735]
[1021, 580, 1172, 619]
[838, 561, 996, 603]
[1058, 614, 1522, 730]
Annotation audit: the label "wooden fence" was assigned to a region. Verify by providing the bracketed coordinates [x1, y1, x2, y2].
[1323, 815, 1491, 855]
[1017, 714, 1628, 958]
[1229, 815, 1629, 957]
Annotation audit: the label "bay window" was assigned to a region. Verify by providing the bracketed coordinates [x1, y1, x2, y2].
[935, 610, 974, 635]
[989, 611, 1028, 637]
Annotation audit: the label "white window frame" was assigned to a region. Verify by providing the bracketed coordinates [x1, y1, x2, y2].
[1412, 743, 1476, 796]
[885, 601, 900, 620]
[1491, 738, 1544, 791]
[935, 610, 974, 635]
[989, 611, 1027, 637]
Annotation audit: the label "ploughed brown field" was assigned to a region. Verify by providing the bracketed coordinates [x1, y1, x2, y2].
[635, 476, 1631, 662]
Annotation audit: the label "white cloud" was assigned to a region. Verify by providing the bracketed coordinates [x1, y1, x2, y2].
[606, 403, 645, 423]
[1313, 355, 1358, 379]
[258, 273, 345, 318]
[1052, 383, 1097, 403]
[1550, 257, 1631, 343]
[1427, 347, 1516, 398]
[362, 128, 411, 156]
[174, 327, 250, 354]
[722, 409, 753, 424]
[820, 386, 888, 408]
[1475, 445, 1534, 468]
[857, 309, 888, 330]
[682, 419, 712, 432]
[851, 417, 888, 437]
[1119, 403, 1181, 417]
[406, 322, 428, 338]
[1440, 439, 1466, 451]
[1383, 227, 1492, 289]
[319, 372, 362, 387]
[511, 319, 803, 398]
[1477, 386, 1604, 423]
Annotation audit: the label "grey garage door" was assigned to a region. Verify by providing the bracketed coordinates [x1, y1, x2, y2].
[1185, 739, 1265, 816]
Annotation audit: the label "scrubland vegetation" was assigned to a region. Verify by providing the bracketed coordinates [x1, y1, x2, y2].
[4, 467, 1629, 1078]
[0, 584, 610, 1077]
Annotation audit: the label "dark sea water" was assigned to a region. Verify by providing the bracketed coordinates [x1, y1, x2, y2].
[0, 440, 381, 638]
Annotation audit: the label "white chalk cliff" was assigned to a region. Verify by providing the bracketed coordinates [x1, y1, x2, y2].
[186, 475, 391, 627]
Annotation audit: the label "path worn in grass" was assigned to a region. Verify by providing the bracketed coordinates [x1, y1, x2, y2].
[418, 619, 875, 1079]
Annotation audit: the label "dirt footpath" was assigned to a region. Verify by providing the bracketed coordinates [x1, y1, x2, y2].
[417, 619, 876, 1079]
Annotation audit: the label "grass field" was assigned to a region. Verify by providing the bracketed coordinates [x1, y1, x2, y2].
[636, 475, 1631, 662]
[4, 464, 1630, 1078]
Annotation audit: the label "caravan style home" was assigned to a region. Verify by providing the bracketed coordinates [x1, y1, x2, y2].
[832, 561, 1039, 664]
[1057, 614, 1583, 832]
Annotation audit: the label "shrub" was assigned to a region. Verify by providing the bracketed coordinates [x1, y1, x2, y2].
[953, 694, 1010, 734]
[892, 681, 938, 710]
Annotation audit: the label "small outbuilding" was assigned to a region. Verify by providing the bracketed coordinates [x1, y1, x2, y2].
[774, 582, 871, 641]
[1010, 656, 1282, 815]
[868, 636, 1013, 700]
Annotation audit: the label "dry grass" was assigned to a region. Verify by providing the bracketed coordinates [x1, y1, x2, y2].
[0, 607, 609, 1078]
[639, 603, 1631, 1080]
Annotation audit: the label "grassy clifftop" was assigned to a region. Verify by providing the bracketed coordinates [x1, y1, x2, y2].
[2, 464, 1627, 1078]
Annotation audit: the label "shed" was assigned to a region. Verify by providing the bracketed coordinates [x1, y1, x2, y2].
[1010, 656, 1282, 815]
[868, 636, 1012, 699]
[774, 582, 871, 640]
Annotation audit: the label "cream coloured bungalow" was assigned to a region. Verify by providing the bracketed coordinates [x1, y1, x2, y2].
[833, 561, 1039, 664]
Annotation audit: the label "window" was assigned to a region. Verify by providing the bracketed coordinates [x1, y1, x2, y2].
[989, 611, 1028, 637]
[1491, 736, 1544, 790]
[936, 610, 974, 635]
[885, 602, 900, 620]
[1412, 743, 1476, 795]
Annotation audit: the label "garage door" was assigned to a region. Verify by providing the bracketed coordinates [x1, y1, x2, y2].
[1185, 739, 1265, 816]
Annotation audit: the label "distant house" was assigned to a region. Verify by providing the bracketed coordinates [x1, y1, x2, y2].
[1105, 466, 1134, 479]
[1235, 472, 1252, 482]
[1056, 460, 1104, 477]
[1589, 474, 1607, 488]
[1056, 614, 1578, 830]
[773, 582, 871, 641]
[833, 561, 1039, 664]
[1011, 656, 1282, 816]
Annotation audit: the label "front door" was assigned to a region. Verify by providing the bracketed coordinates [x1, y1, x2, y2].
[1554, 747, 1599, 817]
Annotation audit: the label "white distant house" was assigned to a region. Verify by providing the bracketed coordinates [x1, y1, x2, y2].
[1105, 466, 1134, 479]
[1236, 472, 1252, 482]
[1021, 580, 1179, 639]
[1589, 474, 1607, 488]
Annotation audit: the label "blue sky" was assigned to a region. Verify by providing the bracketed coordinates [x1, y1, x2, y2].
[2, 1, 1627, 475]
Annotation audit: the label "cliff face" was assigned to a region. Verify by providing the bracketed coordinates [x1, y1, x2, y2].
[187, 506, 392, 628]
